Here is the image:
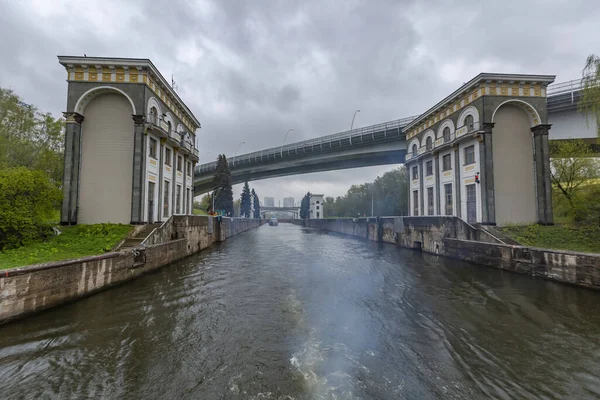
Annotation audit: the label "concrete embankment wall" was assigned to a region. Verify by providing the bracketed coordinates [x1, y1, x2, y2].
[0, 216, 264, 324]
[294, 217, 600, 290]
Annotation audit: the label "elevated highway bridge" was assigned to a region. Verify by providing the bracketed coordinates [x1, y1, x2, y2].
[194, 79, 597, 195]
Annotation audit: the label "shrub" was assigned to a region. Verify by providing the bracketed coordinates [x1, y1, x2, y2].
[0, 167, 62, 250]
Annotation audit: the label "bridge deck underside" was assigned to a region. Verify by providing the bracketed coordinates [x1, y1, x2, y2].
[194, 126, 406, 194]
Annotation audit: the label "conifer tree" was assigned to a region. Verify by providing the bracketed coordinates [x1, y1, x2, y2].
[240, 182, 252, 218]
[300, 192, 311, 219]
[252, 188, 261, 219]
[211, 154, 234, 215]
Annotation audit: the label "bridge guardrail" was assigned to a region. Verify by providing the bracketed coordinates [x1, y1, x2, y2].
[547, 78, 583, 96]
[198, 114, 418, 174]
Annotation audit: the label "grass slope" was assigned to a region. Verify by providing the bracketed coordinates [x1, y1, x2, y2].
[502, 224, 600, 254]
[0, 224, 132, 270]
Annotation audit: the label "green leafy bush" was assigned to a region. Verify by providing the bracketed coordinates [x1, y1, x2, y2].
[0, 167, 62, 250]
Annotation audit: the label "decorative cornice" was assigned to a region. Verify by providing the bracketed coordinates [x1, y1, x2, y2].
[531, 124, 552, 136]
[58, 55, 201, 132]
[404, 73, 556, 140]
[132, 114, 146, 126]
[63, 112, 84, 124]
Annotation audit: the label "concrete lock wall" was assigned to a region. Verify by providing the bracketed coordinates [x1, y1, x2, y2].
[296, 217, 600, 290]
[0, 216, 264, 324]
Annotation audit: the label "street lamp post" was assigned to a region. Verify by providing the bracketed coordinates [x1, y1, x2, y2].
[281, 128, 294, 158]
[349, 109, 360, 146]
[233, 141, 246, 167]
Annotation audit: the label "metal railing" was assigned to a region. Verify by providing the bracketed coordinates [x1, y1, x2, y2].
[146, 114, 199, 156]
[547, 78, 583, 96]
[198, 114, 419, 174]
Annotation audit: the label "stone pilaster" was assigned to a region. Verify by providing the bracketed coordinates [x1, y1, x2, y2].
[434, 152, 441, 215]
[419, 159, 424, 216]
[182, 156, 187, 215]
[131, 115, 146, 224]
[453, 143, 461, 218]
[158, 138, 166, 222]
[60, 112, 84, 225]
[173, 148, 178, 214]
[479, 122, 496, 225]
[405, 163, 412, 215]
[532, 124, 554, 225]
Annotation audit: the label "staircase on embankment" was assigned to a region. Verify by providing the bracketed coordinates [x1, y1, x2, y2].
[117, 223, 162, 251]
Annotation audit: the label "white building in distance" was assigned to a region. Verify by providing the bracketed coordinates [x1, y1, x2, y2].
[309, 194, 324, 219]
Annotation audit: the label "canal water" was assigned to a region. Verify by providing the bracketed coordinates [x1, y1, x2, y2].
[1, 224, 600, 399]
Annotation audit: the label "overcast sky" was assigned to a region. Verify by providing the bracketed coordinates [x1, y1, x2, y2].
[1, 0, 599, 205]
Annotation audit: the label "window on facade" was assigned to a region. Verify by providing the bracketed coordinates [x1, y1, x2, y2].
[176, 185, 181, 214]
[413, 190, 419, 216]
[412, 166, 419, 180]
[316, 206, 320, 210]
[444, 184, 453, 216]
[149, 138, 157, 158]
[165, 148, 172, 166]
[186, 162, 191, 176]
[426, 160, 433, 176]
[426, 136, 433, 151]
[443, 127, 451, 143]
[163, 180, 170, 217]
[464, 145, 475, 165]
[177, 156, 183, 172]
[316, 201, 319, 204]
[442, 154, 452, 171]
[317, 212, 320, 218]
[427, 187, 434, 215]
[149, 106, 158, 124]
[465, 115, 474, 131]
[167, 120, 172, 133]
[412, 144, 418, 157]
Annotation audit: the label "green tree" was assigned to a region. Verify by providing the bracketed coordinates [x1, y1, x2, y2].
[581, 54, 600, 138]
[550, 140, 599, 221]
[300, 192, 311, 219]
[0, 88, 65, 185]
[324, 167, 408, 218]
[324, 196, 336, 218]
[233, 199, 241, 217]
[252, 188, 261, 218]
[195, 194, 210, 212]
[0, 167, 62, 250]
[240, 182, 252, 218]
[211, 154, 234, 215]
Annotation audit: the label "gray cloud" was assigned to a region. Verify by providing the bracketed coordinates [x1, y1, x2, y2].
[1, 0, 599, 203]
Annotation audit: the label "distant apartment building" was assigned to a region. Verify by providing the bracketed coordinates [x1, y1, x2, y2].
[309, 194, 324, 219]
[283, 197, 294, 207]
[264, 197, 275, 207]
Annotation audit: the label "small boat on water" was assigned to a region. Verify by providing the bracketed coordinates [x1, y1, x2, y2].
[269, 217, 279, 226]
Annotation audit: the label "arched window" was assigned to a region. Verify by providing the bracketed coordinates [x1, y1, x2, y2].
[149, 106, 158, 124]
[465, 114, 474, 131]
[412, 144, 418, 156]
[426, 136, 433, 151]
[167, 120, 172, 133]
[443, 127, 451, 143]
[465, 114, 475, 132]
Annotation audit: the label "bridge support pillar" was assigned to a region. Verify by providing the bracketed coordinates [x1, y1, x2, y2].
[60, 112, 84, 225]
[479, 123, 496, 225]
[532, 124, 554, 225]
[131, 115, 146, 224]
